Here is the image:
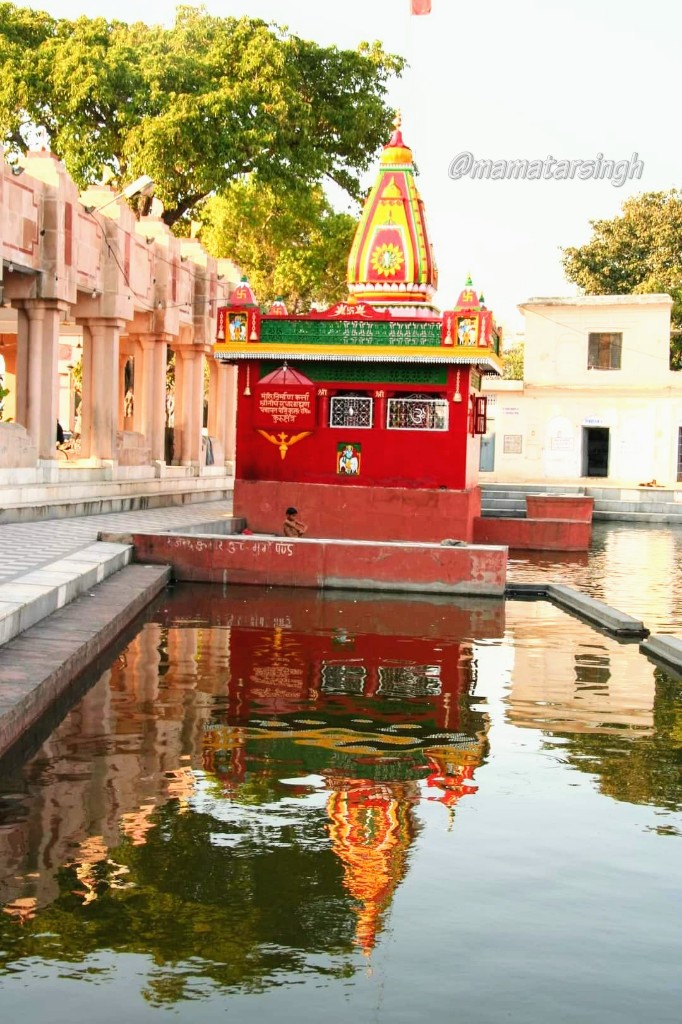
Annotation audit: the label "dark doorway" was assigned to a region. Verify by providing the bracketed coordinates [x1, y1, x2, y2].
[583, 426, 609, 477]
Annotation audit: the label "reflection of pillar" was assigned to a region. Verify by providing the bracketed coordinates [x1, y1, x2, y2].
[174, 345, 203, 466]
[13, 300, 66, 460]
[77, 318, 125, 461]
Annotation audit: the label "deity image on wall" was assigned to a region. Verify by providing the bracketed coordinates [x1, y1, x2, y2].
[457, 317, 477, 346]
[337, 443, 361, 475]
[229, 313, 247, 342]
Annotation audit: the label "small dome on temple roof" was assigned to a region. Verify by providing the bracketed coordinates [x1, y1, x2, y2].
[454, 276, 482, 311]
[230, 275, 258, 307]
[268, 296, 288, 316]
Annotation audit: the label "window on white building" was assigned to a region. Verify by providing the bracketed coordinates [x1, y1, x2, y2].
[588, 332, 622, 370]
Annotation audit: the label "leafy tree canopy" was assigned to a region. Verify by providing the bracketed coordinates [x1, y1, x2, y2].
[562, 190, 682, 369]
[502, 342, 524, 380]
[199, 178, 357, 312]
[0, 3, 404, 226]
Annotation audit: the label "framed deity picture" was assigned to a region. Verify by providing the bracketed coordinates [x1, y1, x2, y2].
[337, 442, 361, 475]
[456, 316, 478, 346]
[228, 312, 248, 342]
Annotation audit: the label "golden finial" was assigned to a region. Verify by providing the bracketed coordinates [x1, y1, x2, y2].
[393, 110, 402, 130]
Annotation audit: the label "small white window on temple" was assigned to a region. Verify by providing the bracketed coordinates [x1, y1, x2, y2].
[387, 394, 449, 430]
[329, 394, 373, 428]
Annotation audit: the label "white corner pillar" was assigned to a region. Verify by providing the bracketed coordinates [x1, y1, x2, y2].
[207, 358, 236, 465]
[77, 317, 126, 461]
[13, 299, 68, 461]
[174, 345, 204, 468]
[223, 364, 238, 465]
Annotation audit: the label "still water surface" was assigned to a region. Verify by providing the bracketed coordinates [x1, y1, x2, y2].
[509, 520, 682, 633]
[0, 528, 681, 1022]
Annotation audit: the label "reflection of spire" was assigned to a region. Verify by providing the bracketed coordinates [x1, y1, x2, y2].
[326, 777, 420, 956]
[424, 747, 481, 810]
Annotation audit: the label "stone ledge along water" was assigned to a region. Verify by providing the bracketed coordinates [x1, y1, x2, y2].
[0, 563, 171, 759]
[98, 531, 509, 596]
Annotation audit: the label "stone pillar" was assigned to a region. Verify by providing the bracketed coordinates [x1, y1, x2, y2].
[13, 299, 66, 460]
[132, 334, 168, 463]
[318, 388, 330, 429]
[152, 339, 169, 464]
[174, 346, 203, 467]
[374, 389, 386, 430]
[77, 318, 126, 461]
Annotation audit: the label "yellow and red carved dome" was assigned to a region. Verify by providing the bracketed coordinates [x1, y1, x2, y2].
[347, 116, 438, 313]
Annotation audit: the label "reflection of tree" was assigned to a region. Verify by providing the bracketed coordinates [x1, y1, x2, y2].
[0, 801, 357, 1003]
[545, 668, 682, 810]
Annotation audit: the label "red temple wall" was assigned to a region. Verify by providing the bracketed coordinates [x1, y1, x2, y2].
[234, 363, 481, 491]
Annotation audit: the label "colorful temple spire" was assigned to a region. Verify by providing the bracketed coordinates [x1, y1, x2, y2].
[347, 114, 438, 317]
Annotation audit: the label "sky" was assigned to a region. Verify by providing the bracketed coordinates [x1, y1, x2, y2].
[10, 0, 682, 333]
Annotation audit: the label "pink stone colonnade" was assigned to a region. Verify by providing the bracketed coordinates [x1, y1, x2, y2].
[0, 147, 238, 489]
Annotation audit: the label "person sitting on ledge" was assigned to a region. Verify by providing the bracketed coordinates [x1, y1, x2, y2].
[283, 506, 307, 538]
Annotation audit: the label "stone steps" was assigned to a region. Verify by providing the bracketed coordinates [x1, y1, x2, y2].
[0, 481, 234, 525]
[0, 541, 132, 647]
[481, 483, 682, 524]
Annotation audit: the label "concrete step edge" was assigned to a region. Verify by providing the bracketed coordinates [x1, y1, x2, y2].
[0, 542, 132, 648]
[0, 562, 172, 760]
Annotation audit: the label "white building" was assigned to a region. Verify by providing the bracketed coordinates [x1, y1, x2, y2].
[481, 295, 682, 487]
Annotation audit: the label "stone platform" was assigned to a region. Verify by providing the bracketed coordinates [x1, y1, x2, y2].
[100, 529, 508, 596]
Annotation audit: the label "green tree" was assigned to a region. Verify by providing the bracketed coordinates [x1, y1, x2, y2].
[0, 379, 9, 420]
[502, 342, 524, 380]
[0, 4, 404, 226]
[562, 190, 682, 369]
[545, 667, 682, 812]
[200, 178, 357, 311]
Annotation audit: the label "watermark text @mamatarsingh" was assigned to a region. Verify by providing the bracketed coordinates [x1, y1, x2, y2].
[448, 152, 643, 187]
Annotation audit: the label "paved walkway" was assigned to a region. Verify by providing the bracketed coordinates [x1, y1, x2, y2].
[0, 500, 236, 585]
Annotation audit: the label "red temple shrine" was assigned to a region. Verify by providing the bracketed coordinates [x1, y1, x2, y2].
[214, 118, 504, 542]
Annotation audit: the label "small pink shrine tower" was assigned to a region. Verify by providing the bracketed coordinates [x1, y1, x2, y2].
[214, 120, 504, 542]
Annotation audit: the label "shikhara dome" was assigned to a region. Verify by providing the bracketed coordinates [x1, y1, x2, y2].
[347, 115, 438, 317]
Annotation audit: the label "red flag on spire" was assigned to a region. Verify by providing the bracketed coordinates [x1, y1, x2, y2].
[411, 0, 432, 12]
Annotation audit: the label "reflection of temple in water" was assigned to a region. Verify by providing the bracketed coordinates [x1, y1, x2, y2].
[0, 586, 496, 948]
